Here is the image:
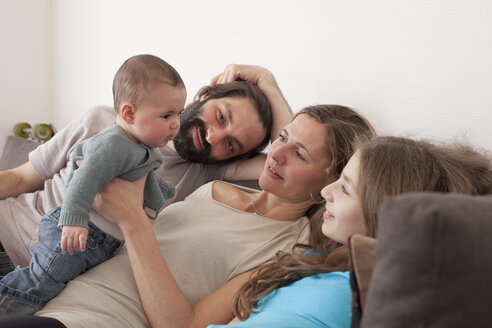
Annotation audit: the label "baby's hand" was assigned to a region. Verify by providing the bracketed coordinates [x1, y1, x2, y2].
[61, 226, 88, 255]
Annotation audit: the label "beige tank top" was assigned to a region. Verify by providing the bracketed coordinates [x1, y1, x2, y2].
[37, 181, 310, 328]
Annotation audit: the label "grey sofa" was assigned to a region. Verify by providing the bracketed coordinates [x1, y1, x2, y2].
[349, 192, 492, 328]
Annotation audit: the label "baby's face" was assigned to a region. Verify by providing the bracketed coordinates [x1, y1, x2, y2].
[130, 83, 186, 148]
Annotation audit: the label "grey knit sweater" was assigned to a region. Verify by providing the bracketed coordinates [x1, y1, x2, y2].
[59, 124, 175, 229]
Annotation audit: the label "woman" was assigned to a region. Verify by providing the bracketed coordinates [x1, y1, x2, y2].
[210, 136, 491, 327]
[0, 104, 375, 327]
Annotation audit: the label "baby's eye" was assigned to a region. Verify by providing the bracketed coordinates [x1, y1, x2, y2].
[161, 114, 171, 119]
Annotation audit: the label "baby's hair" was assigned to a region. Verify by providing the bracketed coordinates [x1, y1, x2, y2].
[112, 54, 184, 112]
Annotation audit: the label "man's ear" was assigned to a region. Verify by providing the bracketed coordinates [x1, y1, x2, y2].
[121, 103, 136, 123]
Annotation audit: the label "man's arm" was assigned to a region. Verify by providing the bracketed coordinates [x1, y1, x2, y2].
[213, 64, 293, 181]
[0, 162, 44, 200]
[223, 153, 267, 182]
[31, 106, 116, 183]
[0, 106, 116, 201]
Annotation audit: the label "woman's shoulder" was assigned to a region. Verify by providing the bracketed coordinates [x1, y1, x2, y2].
[211, 180, 258, 210]
[212, 180, 259, 193]
[185, 181, 216, 199]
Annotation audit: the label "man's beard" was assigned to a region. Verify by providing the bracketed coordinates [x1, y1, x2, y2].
[173, 101, 220, 164]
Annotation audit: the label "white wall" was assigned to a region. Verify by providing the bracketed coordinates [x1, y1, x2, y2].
[2, 0, 492, 155]
[0, 0, 53, 154]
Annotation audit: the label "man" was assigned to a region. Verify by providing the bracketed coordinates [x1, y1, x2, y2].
[0, 64, 293, 268]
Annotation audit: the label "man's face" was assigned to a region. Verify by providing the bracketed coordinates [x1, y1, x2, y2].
[173, 96, 266, 164]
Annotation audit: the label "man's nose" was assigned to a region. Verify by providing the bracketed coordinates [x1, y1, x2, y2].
[205, 127, 226, 145]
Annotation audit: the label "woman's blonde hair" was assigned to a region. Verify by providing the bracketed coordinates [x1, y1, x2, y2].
[234, 136, 492, 320]
[234, 104, 376, 320]
[294, 105, 375, 185]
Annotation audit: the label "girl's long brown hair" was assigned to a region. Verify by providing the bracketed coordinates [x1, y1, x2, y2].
[358, 137, 492, 236]
[234, 136, 492, 320]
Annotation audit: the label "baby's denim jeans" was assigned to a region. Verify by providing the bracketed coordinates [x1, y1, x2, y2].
[0, 206, 122, 317]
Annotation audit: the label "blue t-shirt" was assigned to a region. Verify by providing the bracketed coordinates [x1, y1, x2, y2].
[208, 271, 351, 328]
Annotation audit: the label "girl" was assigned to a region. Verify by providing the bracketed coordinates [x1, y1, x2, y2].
[217, 136, 492, 328]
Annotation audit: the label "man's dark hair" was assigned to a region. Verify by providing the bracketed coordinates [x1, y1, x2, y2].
[186, 81, 273, 162]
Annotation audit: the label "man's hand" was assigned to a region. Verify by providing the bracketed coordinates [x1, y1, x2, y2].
[212, 63, 293, 147]
[210, 64, 276, 91]
[61, 225, 88, 255]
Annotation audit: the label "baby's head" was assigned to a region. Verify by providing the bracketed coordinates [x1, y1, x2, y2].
[113, 54, 186, 148]
[321, 136, 492, 243]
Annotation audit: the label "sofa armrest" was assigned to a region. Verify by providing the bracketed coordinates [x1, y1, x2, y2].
[361, 192, 492, 328]
[0, 136, 41, 171]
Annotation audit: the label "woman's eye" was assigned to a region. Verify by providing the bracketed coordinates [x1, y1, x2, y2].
[219, 111, 225, 123]
[296, 151, 305, 161]
[278, 134, 286, 142]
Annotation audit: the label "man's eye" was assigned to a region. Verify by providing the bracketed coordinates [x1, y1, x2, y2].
[219, 111, 225, 123]
[227, 141, 235, 153]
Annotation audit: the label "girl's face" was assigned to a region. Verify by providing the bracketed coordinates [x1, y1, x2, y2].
[320, 151, 367, 244]
[259, 114, 331, 203]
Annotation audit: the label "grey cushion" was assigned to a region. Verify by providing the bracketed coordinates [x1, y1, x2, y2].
[0, 136, 41, 171]
[361, 192, 492, 328]
[348, 234, 377, 328]
[349, 234, 377, 312]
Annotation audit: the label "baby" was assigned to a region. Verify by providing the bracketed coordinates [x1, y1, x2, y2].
[0, 54, 186, 316]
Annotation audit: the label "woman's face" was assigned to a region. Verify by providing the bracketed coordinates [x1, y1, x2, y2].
[320, 151, 366, 244]
[259, 114, 331, 203]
